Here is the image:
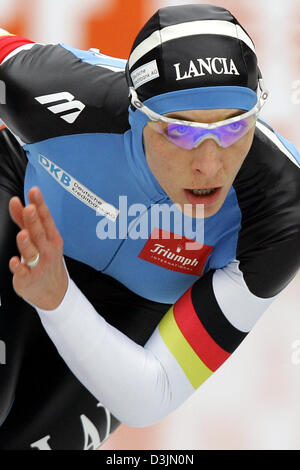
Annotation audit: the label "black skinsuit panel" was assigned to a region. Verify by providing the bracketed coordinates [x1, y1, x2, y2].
[0, 128, 169, 449]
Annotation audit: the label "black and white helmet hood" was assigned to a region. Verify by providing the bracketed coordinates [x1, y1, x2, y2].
[126, 4, 262, 176]
[126, 4, 260, 116]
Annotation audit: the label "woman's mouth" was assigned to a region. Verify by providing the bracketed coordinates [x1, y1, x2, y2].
[184, 187, 222, 206]
[190, 188, 216, 196]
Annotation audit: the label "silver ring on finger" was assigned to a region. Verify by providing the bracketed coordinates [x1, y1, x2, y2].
[21, 252, 40, 268]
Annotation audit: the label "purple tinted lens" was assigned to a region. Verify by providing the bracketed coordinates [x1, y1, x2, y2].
[165, 124, 207, 149]
[157, 117, 255, 149]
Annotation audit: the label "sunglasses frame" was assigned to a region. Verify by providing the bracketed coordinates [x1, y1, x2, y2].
[129, 79, 269, 130]
[147, 114, 258, 150]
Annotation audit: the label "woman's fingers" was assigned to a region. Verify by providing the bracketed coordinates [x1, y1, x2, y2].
[22, 203, 47, 254]
[9, 187, 58, 245]
[9, 255, 30, 279]
[27, 187, 57, 241]
[16, 229, 40, 266]
[9, 187, 67, 309]
[10, 186, 63, 267]
[9, 196, 25, 229]
[9, 255, 22, 274]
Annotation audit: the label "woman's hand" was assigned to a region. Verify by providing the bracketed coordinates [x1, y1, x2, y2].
[8, 186, 68, 310]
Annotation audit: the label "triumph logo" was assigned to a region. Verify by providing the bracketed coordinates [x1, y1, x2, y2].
[139, 228, 213, 276]
[174, 57, 240, 81]
[150, 243, 200, 268]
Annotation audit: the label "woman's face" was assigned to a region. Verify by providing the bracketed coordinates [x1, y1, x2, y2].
[143, 108, 256, 218]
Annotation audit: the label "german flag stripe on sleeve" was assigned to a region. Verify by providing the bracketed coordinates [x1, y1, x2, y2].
[158, 305, 213, 389]
[0, 32, 34, 64]
[173, 287, 231, 371]
[191, 271, 248, 352]
[158, 270, 248, 389]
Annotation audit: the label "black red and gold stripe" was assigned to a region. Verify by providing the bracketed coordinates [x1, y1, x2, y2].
[159, 271, 248, 389]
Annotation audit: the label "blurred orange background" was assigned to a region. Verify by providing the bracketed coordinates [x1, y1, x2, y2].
[2, 0, 300, 450]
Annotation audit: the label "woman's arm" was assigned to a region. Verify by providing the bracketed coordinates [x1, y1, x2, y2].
[9, 187, 279, 427]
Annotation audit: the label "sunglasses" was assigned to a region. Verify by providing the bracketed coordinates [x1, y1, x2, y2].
[147, 115, 258, 149]
[129, 79, 268, 150]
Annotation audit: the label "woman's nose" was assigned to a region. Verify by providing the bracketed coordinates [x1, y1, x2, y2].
[190, 139, 223, 177]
